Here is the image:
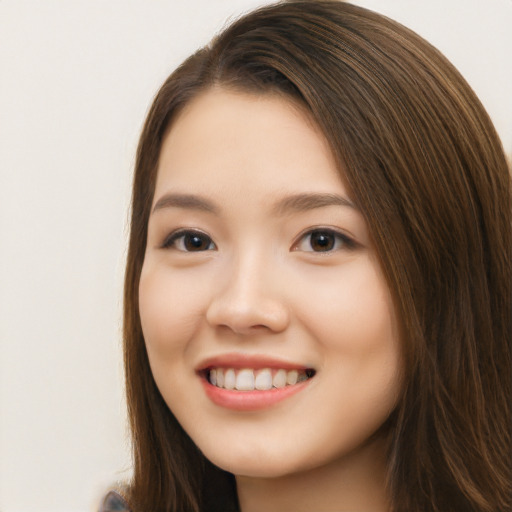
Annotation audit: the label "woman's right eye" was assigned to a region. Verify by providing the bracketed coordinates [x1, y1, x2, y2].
[161, 230, 216, 252]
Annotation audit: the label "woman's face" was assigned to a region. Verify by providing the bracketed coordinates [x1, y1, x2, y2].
[139, 88, 401, 478]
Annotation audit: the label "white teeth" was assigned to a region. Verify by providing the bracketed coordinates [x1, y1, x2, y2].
[255, 369, 273, 390]
[286, 369, 298, 385]
[224, 369, 236, 389]
[208, 367, 314, 390]
[273, 369, 287, 388]
[236, 369, 255, 390]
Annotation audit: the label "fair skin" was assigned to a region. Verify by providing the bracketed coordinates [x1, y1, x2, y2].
[139, 88, 401, 512]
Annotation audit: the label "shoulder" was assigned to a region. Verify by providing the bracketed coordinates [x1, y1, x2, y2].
[98, 490, 132, 512]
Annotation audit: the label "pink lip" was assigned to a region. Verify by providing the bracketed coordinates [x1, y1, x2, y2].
[196, 353, 314, 411]
[196, 353, 310, 371]
[200, 378, 311, 411]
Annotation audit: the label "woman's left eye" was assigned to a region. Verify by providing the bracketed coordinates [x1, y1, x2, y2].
[162, 230, 216, 252]
[293, 229, 355, 252]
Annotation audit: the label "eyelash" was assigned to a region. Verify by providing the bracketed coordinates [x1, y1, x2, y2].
[161, 229, 216, 252]
[292, 228, 357, 253]
[161, 228, 356, 253]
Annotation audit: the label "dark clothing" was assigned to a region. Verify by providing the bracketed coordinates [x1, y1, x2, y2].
[99, 490, 131, 512]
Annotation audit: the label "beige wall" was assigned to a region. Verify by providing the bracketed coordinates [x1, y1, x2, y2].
[1, 1, 510, 511]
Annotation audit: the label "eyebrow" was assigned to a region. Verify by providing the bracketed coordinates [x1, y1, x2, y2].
[272, 193, 356, 215]
[152, 193, 220, 215]
[151, 192, 356, 216]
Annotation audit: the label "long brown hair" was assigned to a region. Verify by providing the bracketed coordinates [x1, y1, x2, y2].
[123, 2, 512, 511]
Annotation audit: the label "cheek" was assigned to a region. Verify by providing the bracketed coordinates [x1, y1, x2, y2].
[294, 259, 402, 414]
[138, 264, 207, 359]
[295, 259, 398, 355]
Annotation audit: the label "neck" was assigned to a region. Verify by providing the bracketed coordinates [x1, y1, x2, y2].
[235, 435, 390, 512]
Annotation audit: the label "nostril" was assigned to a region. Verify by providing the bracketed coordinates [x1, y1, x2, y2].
[214, 323, 270, 335]
[206, 291, 290, 334]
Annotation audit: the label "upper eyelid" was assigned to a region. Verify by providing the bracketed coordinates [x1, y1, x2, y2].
[291, 227, 359, 253]
[292, 226, 355, 242]
[161, 228, 215, 249]
[159, 226, 357, 250]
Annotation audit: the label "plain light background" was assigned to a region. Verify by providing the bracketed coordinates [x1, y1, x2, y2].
[1, 1, 511, 511]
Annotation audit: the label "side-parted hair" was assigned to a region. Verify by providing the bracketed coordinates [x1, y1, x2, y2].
[123, 2, 512, 511]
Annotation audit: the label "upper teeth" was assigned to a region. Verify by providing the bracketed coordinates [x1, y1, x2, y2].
[208, 368, 312, 391]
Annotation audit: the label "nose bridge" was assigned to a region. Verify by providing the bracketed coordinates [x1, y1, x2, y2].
[206, 244, 289, 334]
[232, 246, 271, 297]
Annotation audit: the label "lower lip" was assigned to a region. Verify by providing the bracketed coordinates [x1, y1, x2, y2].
[201, 378, 311, 411]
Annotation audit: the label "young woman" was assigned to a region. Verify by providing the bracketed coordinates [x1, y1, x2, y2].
[101, 1, 512, 511]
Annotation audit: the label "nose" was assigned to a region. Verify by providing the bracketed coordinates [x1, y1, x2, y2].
[205, 254, 290, 335]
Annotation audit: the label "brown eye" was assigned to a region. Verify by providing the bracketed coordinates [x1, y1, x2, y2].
[183, 233, 212, 251]
[293, 229, 355, 253]
[310, 231, 335, 251]
[163, 230, 216, 252]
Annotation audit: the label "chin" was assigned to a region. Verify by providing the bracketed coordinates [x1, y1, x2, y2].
[217, 459, 302, 479]
[201, 442, 320, 479]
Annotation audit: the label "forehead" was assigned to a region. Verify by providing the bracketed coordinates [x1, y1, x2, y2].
[155, 88, 346, 199]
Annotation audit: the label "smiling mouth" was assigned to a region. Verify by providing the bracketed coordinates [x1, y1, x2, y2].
[205, 367, 316, 391]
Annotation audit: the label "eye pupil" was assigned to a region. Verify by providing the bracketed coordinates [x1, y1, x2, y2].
[310, 231, 334, 251]
[184, 234, 210, 251]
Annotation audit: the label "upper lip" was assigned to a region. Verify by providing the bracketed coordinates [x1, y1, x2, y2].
[196, 353, 312, 372]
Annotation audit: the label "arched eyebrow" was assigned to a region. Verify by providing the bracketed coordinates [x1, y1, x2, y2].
[152, 193, 220, 215]
[151, 192, 356, 216]
[272, 193, 356, 215]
